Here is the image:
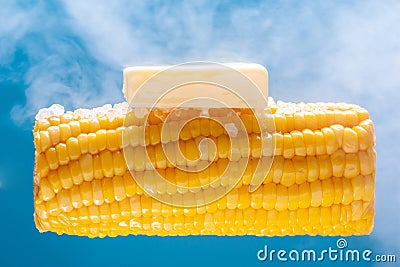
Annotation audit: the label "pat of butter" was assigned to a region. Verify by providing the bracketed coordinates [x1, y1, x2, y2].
[123, 62, 268, 108]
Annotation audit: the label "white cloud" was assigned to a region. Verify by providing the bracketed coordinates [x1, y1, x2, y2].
[61, 1, 221, 66]
[0, 2, 35, 65]
[2, 2, 122, 124]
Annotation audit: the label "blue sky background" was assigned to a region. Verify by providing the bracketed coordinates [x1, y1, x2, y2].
[0, 1, 399, 266]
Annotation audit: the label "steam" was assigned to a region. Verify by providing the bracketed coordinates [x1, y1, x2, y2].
[1, 0, 399, 251]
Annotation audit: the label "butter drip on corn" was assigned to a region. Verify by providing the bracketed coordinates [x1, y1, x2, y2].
[33, 99, 376, 238]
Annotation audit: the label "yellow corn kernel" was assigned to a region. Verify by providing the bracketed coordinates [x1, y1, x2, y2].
[273, 132, 283, 156]
[355, 108, 370, 121]
[112, 175, 125, 201]
[80, 181, 93, 206]
[319, 207, 331, 232]
[288, 184, 299, 210]
[66, 137, 81, 160]
[69, 120, 81, 136]
[70, 185, 83, 209]
[45, 147, 59, 170]
[316, 111, 327, 129]
[76, 206, 90, 224]
[97, 116, 110, 130]
[250, 133, 261, 158]
[190, 120, 202, 139]
[88, 205, 101, 223]
[306, 156, 319, 182]
[351, 175, 365, 201]
[310, 180, 322, 207]
[358, 151, 374, 175]
[100, 150, 114, 178]
[46, 196, 60, 216]
[344, 153, 360, 178]
[112, 151, 126, 176]
[272, 156, 284, 184]
[99, 204, 112, 223]
[275, 185, 288, 211]
[69, 160, 83, 185]
[291, 130, 306, 156]
[179, 121, 192, 141]
[363, 174, 374, 202]
[254, 209, 268, 232]
[96, 129, 107, 151]
[237, 186, 250, 209]
[331, 149, 345, 177]
[37, 131, 51, 153]
[199, 118, 210, 137]
[250, 187, 263, 209]
[342, 178, 353, 205]
[334, 110, 347, 126]
[317, 155, 332, 180]
[102, 178, 114, 203]
[302, 129, 316, 156]
[149, 124, 160, 146]
[330, 124, 344, 146]
[87, 133, 98, 154]
[78, 154, 93, 181]
[281, 159, 295, 187]
[55, 143, 69, 165]
[293, 112, 305, 131]
[314, 130, 326, 155]
[344, 110, 358, 127]
[332, 177, 343, 204]
[309, 207, 321, 227]
[321, 179, 334, 207]
[116, 126, 124, 148]
[48, 116, 60, 126]
[47, 126, 60, 146]
[36, 119, 51, 131]
[285, 114, 295, 132]
[59, 123, 71, 142]
[57, 189, 73, 212]
[293, 156, 308, 184]
[93, 155, 103, 179]
[77, 119, 89, 133]
[283, 133, 295, 159]
[92, 179, 104, 205]
[261, 183, 276, 210]
[47, 170, 61, 194]
[353, 126, 370, 150]
[226, 188, 239, 209]
[343, 128, 359, 153]
[36, 153, 50, 178]
[243, 208, 256, 228]
[273, 113, 285, 132]
[217, 134, 229, 159]
[297, 208, 309, 227]
[106, 130, 119, 152]
[304, 112, 318, 130]
[322, 127, 338, 155]
[39, 178, 55, 201]
[58, 165, 73, 189]
[210, 120, 224, 137]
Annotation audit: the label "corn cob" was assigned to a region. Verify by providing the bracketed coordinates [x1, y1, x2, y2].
[33, 99, 375, 238]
